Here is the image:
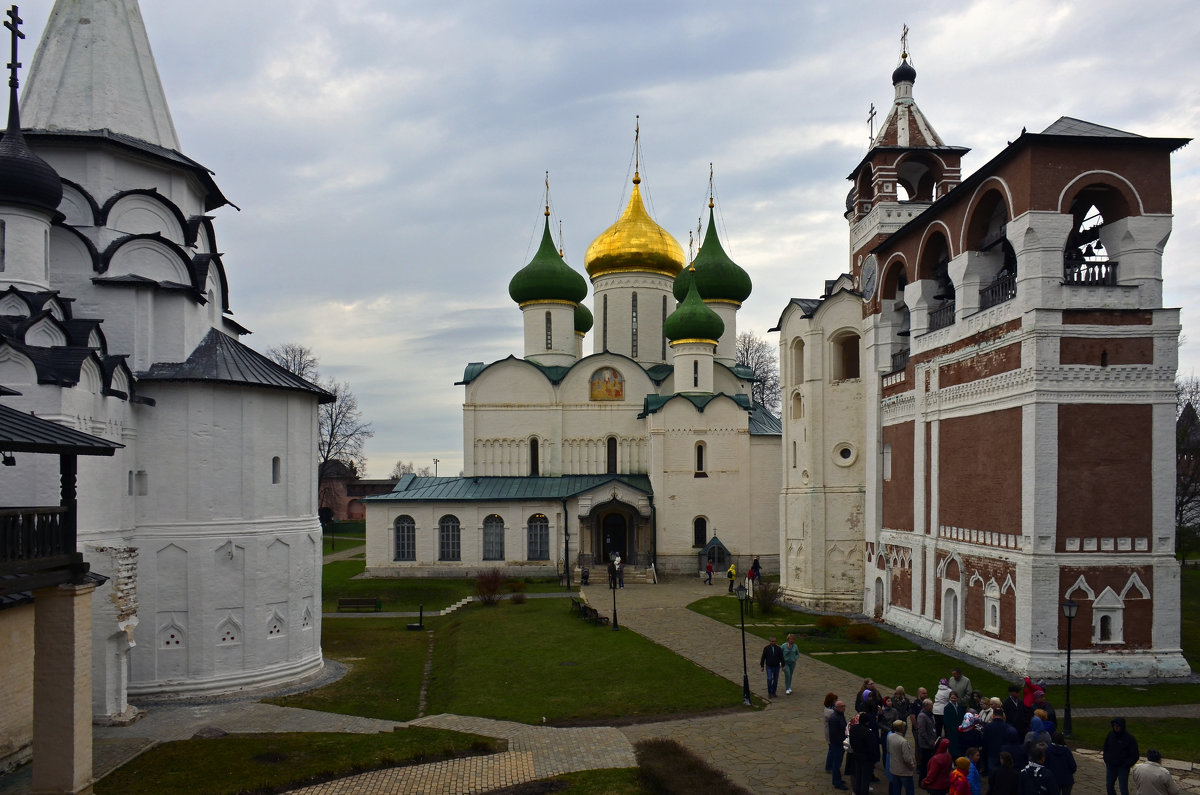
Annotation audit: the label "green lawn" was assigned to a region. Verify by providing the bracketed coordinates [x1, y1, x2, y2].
[426, 598, 746, 724]
[1181, 567, 1200, 666]
[322, 536, 365, 555]
[94, 728, 500, 795]
[1070, 717, 1199, 764]
[688, 593, 1200, 708]
[321, 559, 572, 613]
[264, 618, 429, 721]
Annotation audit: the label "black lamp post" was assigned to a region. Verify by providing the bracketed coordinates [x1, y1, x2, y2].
[1061, 598, 1078, 736]
[736, 583, 751, 706]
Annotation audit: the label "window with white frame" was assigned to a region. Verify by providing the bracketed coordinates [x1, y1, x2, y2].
[394, 515, 416, 561]
[439, 515, 461, 561]
[983, 579, 1001, 634]
[527, 513, 549, 560]
[483, 514, 505, 561]
[1092, 587, 1124, 643]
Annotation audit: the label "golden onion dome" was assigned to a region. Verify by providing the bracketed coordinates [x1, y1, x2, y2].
[584, 173, 686, 279]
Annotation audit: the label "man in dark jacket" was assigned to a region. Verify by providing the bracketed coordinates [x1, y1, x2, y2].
[984, 710, 1018, 777]
[827, 700, 849, 790]
[849, 712, 879, 795]
[1043, 732, 1076, 795]
[1003, 685, 1025, 736]
[1020, 744, 1060, 795]
[1102, 717, 1139, 795]
[758, 636, 785, 698]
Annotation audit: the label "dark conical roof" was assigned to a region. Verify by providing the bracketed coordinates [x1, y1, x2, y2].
[892, 57, 916, 86]
[673, 207, 751, 304]
[0, 38, 62, 214]
[509, 216, 588, 305]
[664, 273, 724, 343]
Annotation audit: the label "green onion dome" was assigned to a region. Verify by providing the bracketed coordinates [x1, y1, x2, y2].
[664, 271, 724, 343]
[574, 302, 593, 334]
[672, 206, 751, 304]
[509, 215, 588, 305]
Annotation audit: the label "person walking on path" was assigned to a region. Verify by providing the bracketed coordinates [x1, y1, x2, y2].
[887, 720, 916, 795]
[823, 693, 840, 772]
[827, 700, 849, 791]
[1102, 717, 1139, 795]
[758, 636, 785, 698]
[1044, 732, 1077, 795]
[704, 560, 713, 585]
[1130, 749, 1181, 795]
[615, 553, 624, 588]
[726, 562, 736, 592]
[781, 633, 801, 695]
[607, 558, 617, 589]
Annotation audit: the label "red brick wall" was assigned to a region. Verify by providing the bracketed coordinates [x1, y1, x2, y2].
[1062, 309, 1153, 326]
[1059, 566, 1153, 650]
[939, 408, 1022, 535]
[1059, 337, 1153, 366]
[1056, 405, 1152, 543]
[939, 342, 1021, 387]
[883, 421, 915, 531]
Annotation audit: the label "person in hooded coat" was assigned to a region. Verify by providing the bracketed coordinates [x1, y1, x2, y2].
[921, 737, 953, 795]
[1102, 717, 1139, 795]
[933, 678, 952, 734]
[1023, 715, 1052, 758]
[1043, 732, 1077, 795]
[849, 711, 880, 795]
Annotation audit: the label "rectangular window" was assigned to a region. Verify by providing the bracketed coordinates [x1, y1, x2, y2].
[483, 516, 505, 561]
[631, 292, 638, 358]
[527, 515, 550, 561]
[661, 295, 667, 360]
[545, 311, 553, 350]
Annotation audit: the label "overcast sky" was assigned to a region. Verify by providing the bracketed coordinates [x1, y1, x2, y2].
[23, 1, 1200, 477]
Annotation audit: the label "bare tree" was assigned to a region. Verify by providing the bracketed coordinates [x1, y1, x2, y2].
[390, 460, 432, 478]
[736, 331, 781, 416]
[319, 378, 374, 476]
[267, 343, 320, 382]
[1178, 377, 1200, 561]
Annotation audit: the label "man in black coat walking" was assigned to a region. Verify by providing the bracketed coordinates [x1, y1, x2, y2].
[758, 636, 785, 698]
[1102, 717, 1139, 795]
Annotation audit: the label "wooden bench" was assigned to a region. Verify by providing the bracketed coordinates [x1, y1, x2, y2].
[337, 597, 382, 612]
[581, 605, 609, 626]
[569, 597, 584, 615]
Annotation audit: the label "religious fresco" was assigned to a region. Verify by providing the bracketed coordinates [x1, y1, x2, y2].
[589, 366, 624, 400]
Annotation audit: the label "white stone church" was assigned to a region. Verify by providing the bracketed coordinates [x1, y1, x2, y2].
[0, 0, 328, 768]
[366, 46, 1191, 680]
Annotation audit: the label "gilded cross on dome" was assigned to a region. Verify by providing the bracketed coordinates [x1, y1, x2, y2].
[5, 5, 24, 89]
[901, 24, 909, 60]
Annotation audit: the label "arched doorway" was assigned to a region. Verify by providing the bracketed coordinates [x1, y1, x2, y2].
[873, 577, 885, 620]
[942, 588, 959, 644]
[601, 512, 627, 561]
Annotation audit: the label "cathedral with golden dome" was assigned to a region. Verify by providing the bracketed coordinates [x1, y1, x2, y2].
[364, 165, 781, 579]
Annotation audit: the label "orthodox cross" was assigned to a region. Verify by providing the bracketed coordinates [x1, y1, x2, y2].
[708, 162, 714, 209]
[543, 170, 550, 217]
[634, 114, 640, 174]
[5, 5, 23, 89]
[901, 24, 909, 60]
[868, 102, 877, 145]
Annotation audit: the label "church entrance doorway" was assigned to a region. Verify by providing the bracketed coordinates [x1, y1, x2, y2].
[602, 512, 627, 561]
[942, 588, 959, 644]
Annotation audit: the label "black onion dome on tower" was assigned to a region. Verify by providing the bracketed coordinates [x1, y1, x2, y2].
[673, 206, 751, 305]
[0, 8, 61, 213]
[891, 56, 916, 86]
[508, 215, 588, 305]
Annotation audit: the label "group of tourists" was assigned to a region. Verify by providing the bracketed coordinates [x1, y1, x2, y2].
[819, 669, 1177, 795]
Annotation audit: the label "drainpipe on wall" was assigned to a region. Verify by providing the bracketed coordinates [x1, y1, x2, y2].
[648, 494, 656, 572]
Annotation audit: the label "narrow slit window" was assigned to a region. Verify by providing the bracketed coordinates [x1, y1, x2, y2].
[631, 292, 639, 358]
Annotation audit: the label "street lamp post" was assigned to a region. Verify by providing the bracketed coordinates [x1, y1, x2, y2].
[1062, 598, 1078, 736]
[736, 584, 751, 706]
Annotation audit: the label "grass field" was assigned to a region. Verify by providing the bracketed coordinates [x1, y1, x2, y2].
[94, 728, 500, 795]
[265, 618, 429, 721]
[1070, 717, 1198, 764]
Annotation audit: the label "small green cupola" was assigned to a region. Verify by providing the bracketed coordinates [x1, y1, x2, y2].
[673, 203, 751, 305]
[574, 302, 593, 334]
[665, 271, 725, 343]
[509, 212, 588, 306]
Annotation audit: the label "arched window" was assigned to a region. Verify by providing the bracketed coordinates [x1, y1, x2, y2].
[693, 517, 707, 548]
[693, 359, 699, 388]
[695, 442, 707, 476]
[607, 437, 618, 474]
[271, 456, 281, 484]
[545, 311, 552, 350]
[527, 513, 550, 561]
[483, 514, 504, 561]
[602, 294, 609, 351]
[791, 441, 796, 468]
[393, 515, 415, 561]
[438, 515, 461, 561]
[631, 292, 639, 358]
[1099, 614, 1112, 642]
[791, 340, 804, 385]
[661, 295, 667, 360]
[791, 392, 802, 419]
[831, 332, 861, 381]
[529, 438, 539, 476]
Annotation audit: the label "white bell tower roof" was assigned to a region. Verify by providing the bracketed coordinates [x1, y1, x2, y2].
[20, 0, 180, 150]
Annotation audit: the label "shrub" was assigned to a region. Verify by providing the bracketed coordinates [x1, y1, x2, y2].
[635, 738, 745, 795]
[476, 568, 505, 606]
[753, 582, 781, 614]
[509, 591, 527, 605]
[815, 615, 851, 633]
[845, 623, 880, 643]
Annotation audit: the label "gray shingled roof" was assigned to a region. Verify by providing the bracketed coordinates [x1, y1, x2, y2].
[1040, 117, 1142, 138]
[139, 328, 334, 402]
[365, 474, 653, 503]
[0, 403, 122, 455]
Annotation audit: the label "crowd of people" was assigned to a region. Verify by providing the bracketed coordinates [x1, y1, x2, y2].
[817, 669, 1177, 795]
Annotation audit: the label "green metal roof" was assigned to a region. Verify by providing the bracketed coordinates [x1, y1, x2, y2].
[636, 392, 780, 436]
[458, 352, 674, 387]
[364, 473, 653, 503]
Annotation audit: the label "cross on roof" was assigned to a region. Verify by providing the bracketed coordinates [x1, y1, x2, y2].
[901, 24, 909, 59]
[5, 5, 23, 90]
[868, 102, 877, 145]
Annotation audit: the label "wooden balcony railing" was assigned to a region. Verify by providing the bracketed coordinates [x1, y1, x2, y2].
[979, 272, 1017, 309]
[0, 507, 74, 574]
[928, 301, 956, 332]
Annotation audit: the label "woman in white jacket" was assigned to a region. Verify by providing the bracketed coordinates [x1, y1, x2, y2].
[932, 677, 951, 735]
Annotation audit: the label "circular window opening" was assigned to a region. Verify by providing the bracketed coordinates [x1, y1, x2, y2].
[832, 443, 858, 467]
